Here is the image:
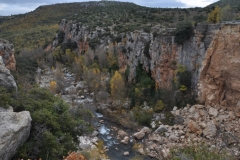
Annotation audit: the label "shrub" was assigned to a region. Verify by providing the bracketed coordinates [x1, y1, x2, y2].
[0, 87, 13, 108]
[171, 144, 235, 160]
[174, 22, 194, 45]
[176, 64, 192, 89]
[132, 106, 153, 126]
[13, 88, 87, 159]
[143, 42, 150, 58]
[64, 152, 87, 160]
[58, 30, 65, 44]
[154, 100, 164, 112]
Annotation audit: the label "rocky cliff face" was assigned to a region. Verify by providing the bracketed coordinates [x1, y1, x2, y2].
[0, 40, 30, 159]
[53, 20, 220, 90]
[0, 56, 17, 91]
[0, 39, 16, 70]
[53, 20, 240, 108]
[198, 24, 240, 111]
[0, 108, 31, 160]
[0, 39, 17, 91]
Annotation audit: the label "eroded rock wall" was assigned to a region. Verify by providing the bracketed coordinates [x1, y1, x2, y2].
[54, 20, 240, 108]
[54, 20, 221, 91]
[198, 24, 240, 110]
[0, 56, 17, 91]
[0, 39, 16, 70]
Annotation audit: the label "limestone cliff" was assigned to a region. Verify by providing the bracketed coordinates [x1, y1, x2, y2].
[53, 20, 220, 90]
[0, 56, 17, 91]
[0, 39, 16, 70]
[198, 24, 240, 111]
[53, 20, 240, 108]
[0, 40, 28, 160]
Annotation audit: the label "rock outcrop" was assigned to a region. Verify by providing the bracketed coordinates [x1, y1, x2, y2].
[0, 39, 16, 70]
[0, 56, 17, 91]
[53, 20, 219, 91]
[54, 20, 240, 108]
[198, 24, 240, 110]
[0, 108, 32, 160]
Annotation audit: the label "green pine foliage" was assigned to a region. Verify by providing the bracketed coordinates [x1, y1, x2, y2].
[12, 87, 89, 159]
[174, 22, 194, 45]
[0, 2, 208, 51]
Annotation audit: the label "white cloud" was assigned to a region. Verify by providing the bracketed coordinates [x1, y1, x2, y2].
[0, 4, 7, 10]
[176, 0, 217, 7]
[0, 3, 45, 15]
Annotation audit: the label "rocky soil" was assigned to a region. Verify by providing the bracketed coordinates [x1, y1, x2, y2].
[125, 104, 240, 159]
[37, 66, 240, 159]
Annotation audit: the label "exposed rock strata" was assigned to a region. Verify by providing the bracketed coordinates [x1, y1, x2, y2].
[0, 109, 32, 160]
[53, 20, 220, 92]
[198, 24, 240, 110]
[0, 39, 16, 70]
[0, 56, 17, 91]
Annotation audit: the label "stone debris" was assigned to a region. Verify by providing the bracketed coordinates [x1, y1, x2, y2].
[141, 104, 240, 159]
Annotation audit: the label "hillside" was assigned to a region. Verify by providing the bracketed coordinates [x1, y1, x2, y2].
[0, 1, 207, 51]
[207, 0, 240, 9]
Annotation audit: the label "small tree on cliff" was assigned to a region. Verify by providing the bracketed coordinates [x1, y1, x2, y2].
[174, 22, 194, 45]
[110, 71, 125, 100]
[208, 6, 221, 23]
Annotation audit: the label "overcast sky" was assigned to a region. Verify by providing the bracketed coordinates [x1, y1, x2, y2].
[0, 0, 218, 16]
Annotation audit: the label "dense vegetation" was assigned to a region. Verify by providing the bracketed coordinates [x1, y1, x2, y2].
[0, 49, 92, 159]
[208, 0, 240, 10]
[171, 144, 235, 160]
[0, 0, 239, 159]
[174, 22, 194, 45]
[0, 1, 208, 51]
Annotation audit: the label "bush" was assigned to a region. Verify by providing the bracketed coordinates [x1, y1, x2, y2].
[171, 144, 235, 160]
[0, 87, 13, 108]
[174, 22, 194, 45]
[154, 100, 164, 112]
[132, 106, 153, 126]
[58, 30, 65, 44]
[12, 88, 87, 159]
[176, 64, 192, 89]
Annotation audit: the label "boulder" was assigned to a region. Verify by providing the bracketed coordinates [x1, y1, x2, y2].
[118, 130, 128, 138]
[208, 107, 218, 117]
[187, 120, 201, 134]
[174, 115, 184, 125]
[0, 111, 31, 160]
[78, 136, 98, 150]
[133, 131, 145, 140]
[123, 151, 129, 156]
[151, 121, 156, 128]
[121, 136, 130, 144]
[203, 124, 217, 138]
[138, 148, 145, 155]
[169, 135, 179, 142]
[155, 125, 168, 134]
[92, 131, 99, 137]
[140, 126, 151, 134]
[161, 148, 170, 158]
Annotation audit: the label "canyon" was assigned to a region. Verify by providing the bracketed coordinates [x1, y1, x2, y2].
[54, 20, 240, 109]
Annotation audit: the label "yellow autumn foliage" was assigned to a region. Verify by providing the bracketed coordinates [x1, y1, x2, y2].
[49, 81, 57, 93]
[110, 71, 125, 100]
[208, 6, 221, 24]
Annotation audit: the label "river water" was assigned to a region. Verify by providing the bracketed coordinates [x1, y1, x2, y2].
[94, 112, 138, 160]
[38, 69, 154, 159]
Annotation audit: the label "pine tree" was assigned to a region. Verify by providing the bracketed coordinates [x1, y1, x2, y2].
[208, 6, 221, 23]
